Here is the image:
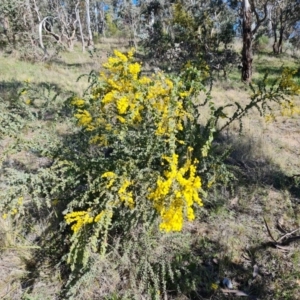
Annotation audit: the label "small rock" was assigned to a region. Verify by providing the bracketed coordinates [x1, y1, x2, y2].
[222, 278, 233, 289]
[253, 264, 259, 278]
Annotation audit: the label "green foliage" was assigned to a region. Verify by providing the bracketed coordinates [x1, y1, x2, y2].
[1, 50, 217, 298]
[60, 50, 217, 277]
[141, 20, 173, 64]
[141, 0, 238, 77]
[0, 0, 24, 48]
[0, 80, 68, 218]
[105, 12, 120, 37]
[254, 35, 270, 53]
[216, 68, 300, 133]
[172, 2, 197, 34]
[1, 50, 300, 299]
[0, 0, 63, 60]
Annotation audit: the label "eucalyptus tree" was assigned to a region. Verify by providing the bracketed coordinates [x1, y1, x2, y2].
[0, 0, 32, 50]
[85, 0, 94, 47]
[140, 0, 238, 75]
[268, 0, 300, 54]
[234, 0, 300, 81]
[224, 0, 268, 82]
[91, 1, 107, 35]
[0, 0, 50, 59]
[241, 0, 252, 82]
[240, 0, 273, 82]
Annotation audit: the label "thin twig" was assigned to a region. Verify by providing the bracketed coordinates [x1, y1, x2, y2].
[263, 217, 277, 243]
[221, 289, 248, 296]
[277, 227, 300, 243]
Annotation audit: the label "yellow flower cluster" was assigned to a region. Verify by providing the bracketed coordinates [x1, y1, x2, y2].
[94, 211, 105, 222]
[102, 171, 116, 189]
[279, 68, 300, 95]
[128, 62, 141, 79]
[75, 109, 93, 127]
[262, 69, 300, 122]
[118, 179, 134, 209]
[71, 97, 85, 107]
[72, 49, 192, 146]
[117, 96, 130, 114]
[2, 197, 23, 220]
[280, 101, 300, 117]
[148, 151, 203, 232]
[101, 172, 135, 209]
[65, 210, 94, 233]
[69, 49, 203, 233]
[64, 209, 107, 233]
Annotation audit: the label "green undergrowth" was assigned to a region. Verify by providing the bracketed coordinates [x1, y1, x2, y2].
[0, 47, 300, 300]
[223, 52, 300, 87]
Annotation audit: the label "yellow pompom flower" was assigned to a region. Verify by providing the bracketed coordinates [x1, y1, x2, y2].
[65, 210, 94, 233]
[139, 76, 151, 85]
[148, 152, 203, 232]
[127, 48, 135, 59]
[117, 116, 126, 123]
[102, 171, 116, 188]
[11, 208, 18, 215]
[94, 211, 105, 222]
[102, 171, 116, 178]
[74, 109, 93, 126]
[118, 179, 134, 209]
[113, 50, 128, 62]
[71, 97, 85, 107]
[102, 91, 117, 104]
[117, 96, 129, 114]
[128, 63, 141, 79]
[17, 197, 23, 205]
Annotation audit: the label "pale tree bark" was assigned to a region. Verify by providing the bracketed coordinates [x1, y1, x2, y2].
[267, 4, 273, 37]
[241, 0, 253, 83]
[99, 3, 106, 37]
[85, 0, 94, 47]
[24, 0, 36, 49]
[76, 3, 85, 52]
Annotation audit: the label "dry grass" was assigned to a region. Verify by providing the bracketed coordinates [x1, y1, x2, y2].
[211, 84, 300, 176]
[0, 40, 300, 299]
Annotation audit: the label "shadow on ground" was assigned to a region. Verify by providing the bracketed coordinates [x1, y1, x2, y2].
[18, 127, 300, 299]
[1, 83, 299, 299]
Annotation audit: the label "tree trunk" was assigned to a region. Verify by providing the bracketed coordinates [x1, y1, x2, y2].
[76, 6, 85, 52]
[267, 4, 273, 37]
[241, 0, 253, 83]
[272, 22, 278, 54]
[273, 27, 284, 54]
[278, 27, 284, 53]
[25, 0, 36, 50]
[85, 0, 94, 47]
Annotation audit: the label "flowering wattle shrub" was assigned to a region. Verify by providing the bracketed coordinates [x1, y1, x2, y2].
[66, 49, 207, 238]
[1, 47, 299, 299]
[62, 51, 300, 276]
[50, 49, 220, 284]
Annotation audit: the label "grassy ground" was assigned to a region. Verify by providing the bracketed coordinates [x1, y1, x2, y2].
[0, 41, 300, 299]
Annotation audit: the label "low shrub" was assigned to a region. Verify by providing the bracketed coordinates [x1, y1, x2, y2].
[1, 49, 299, 299]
